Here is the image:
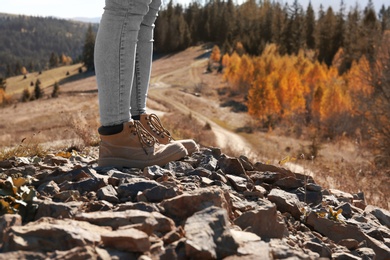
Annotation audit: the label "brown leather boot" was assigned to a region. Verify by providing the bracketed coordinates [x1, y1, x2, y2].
[98, 120, 187, 169]
[139, 113, 199, 155]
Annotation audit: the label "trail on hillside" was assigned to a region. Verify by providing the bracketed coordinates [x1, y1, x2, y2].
[149, 55, 259, 162]
[148, 48, 314, 176]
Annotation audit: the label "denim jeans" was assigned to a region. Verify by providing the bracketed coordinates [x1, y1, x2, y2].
[95, 0, 161, 126]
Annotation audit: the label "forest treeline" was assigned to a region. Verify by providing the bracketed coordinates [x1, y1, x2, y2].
[154, 0, 390, 166]
[155, 0, 389, 72]
[0, 13, 98, 78]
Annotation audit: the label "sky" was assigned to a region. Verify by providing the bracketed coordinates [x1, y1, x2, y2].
[0, 0, 388, 19]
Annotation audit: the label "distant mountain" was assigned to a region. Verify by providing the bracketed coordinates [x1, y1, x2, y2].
[0, 13, 99, 78]
[71, 17, 101, 24]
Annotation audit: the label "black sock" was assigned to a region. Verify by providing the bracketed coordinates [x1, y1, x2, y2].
[131, 115, 141, 121]
[98, 124, 123, 135]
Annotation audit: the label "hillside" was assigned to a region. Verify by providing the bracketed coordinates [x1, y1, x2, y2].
[0, 13, 98, 78]
[0, 45, 388, 212]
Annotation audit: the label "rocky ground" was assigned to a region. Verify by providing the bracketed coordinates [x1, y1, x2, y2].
[0, 146, 389, 259]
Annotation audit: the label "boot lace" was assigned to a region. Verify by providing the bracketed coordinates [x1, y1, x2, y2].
[146, 114, 173, 141]
[129, 121, 157, 155]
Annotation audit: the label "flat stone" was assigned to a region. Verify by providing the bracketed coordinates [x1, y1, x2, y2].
[268, 189, 303, 219]
[218, 154, 246, 176]
[184, 206, 238, 259]
[234, 199, 288, 240]
[161, 187, 232, 221]
[2, 218, 110, 252]
[97, 185, 119, 203]
[226, 174, 248, 192]
[101, 228, 150, 252]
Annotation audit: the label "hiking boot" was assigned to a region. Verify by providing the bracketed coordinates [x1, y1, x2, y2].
[98, 120, 187, 169]
[139, 113, 199, 155]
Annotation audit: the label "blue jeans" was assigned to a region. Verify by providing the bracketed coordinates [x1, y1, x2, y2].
[95, 0, 162, 126]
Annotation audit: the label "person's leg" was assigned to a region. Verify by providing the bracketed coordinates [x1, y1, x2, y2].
[130, 0, 161, 117]
[95, 0, 150, 127]
[94, 0, 187, 168]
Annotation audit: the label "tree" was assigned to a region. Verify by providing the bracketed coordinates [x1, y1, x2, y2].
[51, 81, 60, 98]
[34, 79, 43, 100]
[21, 88, 31, 102]
[82, 24, 95, 71]
[49, 52, 59, 68]
[305, 2, 316, 49]
[210, 45, 221, 63]
[0, 78, 6, 90]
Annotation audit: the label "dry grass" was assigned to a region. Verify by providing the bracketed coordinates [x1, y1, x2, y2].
[6, 64, 83, 96]
[160, 112, 217, 148]
[0, 133, 47, 160]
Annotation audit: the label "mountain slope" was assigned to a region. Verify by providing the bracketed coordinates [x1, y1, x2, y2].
[0, 13, 98, 77]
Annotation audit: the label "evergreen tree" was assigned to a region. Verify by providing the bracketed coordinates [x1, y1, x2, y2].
[305, 1, 316, 50]
[0, 78, 6, 90]
[21, 88, 31, 102]
[316, 6, 337, 66]
[52, 81, 60, 98]
[362, 0, 381, 64]
[49, 52, 59, 68]
[34, 79, 43, 100]
[82, 24, 96, 71]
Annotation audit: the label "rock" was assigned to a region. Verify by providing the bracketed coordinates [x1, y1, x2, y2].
[274, 177, 303, 190]
[186, 167, 212, 178]
[141, 185, 178, 202]
[49, 246, 113, 260]
[198, 155, 219, 171]
[0, 160, 13, 168]
[184, 206, 238, 259]
[218, 154, 246, 176]
[365, 205, 390, 228]
[238, 155, 254, 171]
[234, 199, 288, 240]
[101, 228, 150, 252]
[354, 247, 376, 259]
[0, 251, 47, 260]
[338, 239, 359, 250]
[52, 190, 81, 202]
[97, 185, 119, 203]
[329, 189, 354, 203]
[1, 147, 389, 259]
[268, 189, 303, 220]
[253, 162, 294, 177]
[2, 218, 109, 252]
[226, 174, 249, 192]
[161, 187, 233, 221]
[59, 177, 107, 194]
[304, 241, 332, 258]
[230, 229, 270, 258]
[306, 211, 390, 259]
[164, 161, 194, 174]
[292, 187, 323, 206]
[142, 165, 173, 180]
[34, 200, 82, 220]
[0, 214, 22, 246]
[75, 209, 175, 234]
[117, 179, 163, 200]
[37, 180, 60, 196]
[332, 251, 361, 260]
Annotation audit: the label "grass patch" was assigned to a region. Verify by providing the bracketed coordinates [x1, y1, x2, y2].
[0, 133, 47, 160]
[6, 64, 84, 96]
